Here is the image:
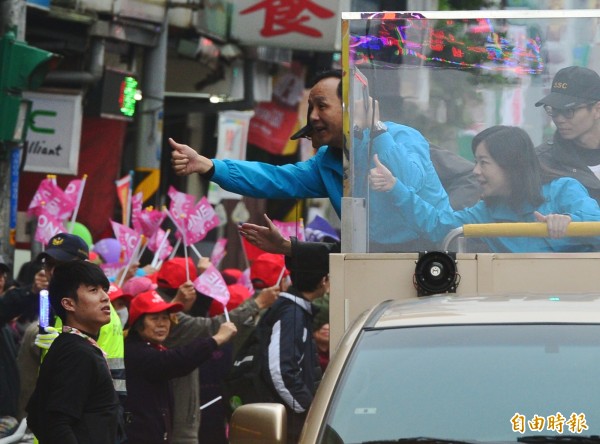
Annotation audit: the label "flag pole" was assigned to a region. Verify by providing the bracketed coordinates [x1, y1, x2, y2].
[126, 170, 134, 227]
[190, 244, 203, 260]
[117, 235, 143, 287]
[275, 266, 286, 288]
[69, 174, 87, 233]
[168, 238, 181, 260]
[164, 207, 190, 281]
[151, 228, 171, 268]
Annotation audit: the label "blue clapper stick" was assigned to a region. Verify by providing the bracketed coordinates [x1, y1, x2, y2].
[39, 289, 50, 333]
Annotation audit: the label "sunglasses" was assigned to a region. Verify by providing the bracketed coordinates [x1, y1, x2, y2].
[543, 104, 592, 119]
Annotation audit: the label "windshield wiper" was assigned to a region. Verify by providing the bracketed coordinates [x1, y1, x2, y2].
[362, 438, 481, 444]
[517, 436, 600, 443]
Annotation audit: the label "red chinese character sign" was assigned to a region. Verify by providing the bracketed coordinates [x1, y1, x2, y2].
[231, 0, 345, 51]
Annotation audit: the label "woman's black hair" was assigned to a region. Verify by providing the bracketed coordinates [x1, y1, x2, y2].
[472, 125, 544, 209]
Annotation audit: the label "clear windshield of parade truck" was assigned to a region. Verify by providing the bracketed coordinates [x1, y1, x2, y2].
[342, 10, 600, 254]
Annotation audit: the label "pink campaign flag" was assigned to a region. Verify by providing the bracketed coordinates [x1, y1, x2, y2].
[135, 207, 166, 238]
[183, 197, 220, 245]
[130, 192, 144, 232]
[100, 263, 124, 280]
[28, 179, 75, 220]
[110, 220, 141, 263]
[168, 186, 196, 218]
[34, 214, 67, 245]
[193, 265, 230, 306]
[272, 219, 305, 241]
[238, 267, 254, 293]
[147, 228, 173, 261]
[64, 179, 83, 207]
[210, 238, 228, 268]
[28, 178, 54, 217]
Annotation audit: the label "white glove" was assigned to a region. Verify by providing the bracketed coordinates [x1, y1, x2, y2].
[34, 326, 59, 350]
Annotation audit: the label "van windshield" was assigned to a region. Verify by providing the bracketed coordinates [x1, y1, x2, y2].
[343, 11, 600, 253]
[320, 324, 600, 443]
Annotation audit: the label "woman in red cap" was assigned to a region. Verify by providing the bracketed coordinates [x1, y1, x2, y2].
[124, 290, 236, 444]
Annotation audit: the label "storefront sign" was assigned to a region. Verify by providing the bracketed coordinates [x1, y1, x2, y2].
[230, 0, 346, 51]
[23, 92, 82, 175]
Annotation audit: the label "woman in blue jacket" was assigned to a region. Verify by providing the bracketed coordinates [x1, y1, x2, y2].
[370, 125, 600, 253]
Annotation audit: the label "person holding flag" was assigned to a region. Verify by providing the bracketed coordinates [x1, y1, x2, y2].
[123, 290, 237, 444]
[149, 255, 279, 444]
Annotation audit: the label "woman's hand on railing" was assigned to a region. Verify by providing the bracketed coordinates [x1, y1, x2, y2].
[534, 211, 572, 239]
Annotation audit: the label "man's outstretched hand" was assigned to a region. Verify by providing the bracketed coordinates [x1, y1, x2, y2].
[239, 214, 292, 256]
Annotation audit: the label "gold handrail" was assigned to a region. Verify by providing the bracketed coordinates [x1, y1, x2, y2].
[441, 222, 600, 251]
[463, 222, 600, 238]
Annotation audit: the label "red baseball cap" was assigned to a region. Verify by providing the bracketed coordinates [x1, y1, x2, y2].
[157, 257, 197, 289]
[222, 268, 243, 285]
[128, 290, 183, 326]
[250, 253, 289, 289]
[208, 283, 252, 316]
[107, 284, 133, 304]
[250, 253, 290, 288]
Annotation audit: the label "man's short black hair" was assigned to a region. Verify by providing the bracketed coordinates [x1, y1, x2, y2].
[310, 69, 343, 99]
[290, 270, 328, 293]
[49, 261, 109, 322]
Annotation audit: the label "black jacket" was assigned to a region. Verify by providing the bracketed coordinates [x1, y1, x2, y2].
[124, 333, 217, 443]
[260, 289, 322, 414]
[537, 134, 600, 205]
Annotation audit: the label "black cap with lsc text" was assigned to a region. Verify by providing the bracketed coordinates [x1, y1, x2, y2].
[535, 66, 600, 109]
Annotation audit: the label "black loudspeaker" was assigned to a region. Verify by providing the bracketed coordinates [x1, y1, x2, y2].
[413, 251, 459, 297]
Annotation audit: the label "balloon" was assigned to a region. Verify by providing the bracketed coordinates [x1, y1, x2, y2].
[93, 238, 122, 264]
[66, 221, 93, 247]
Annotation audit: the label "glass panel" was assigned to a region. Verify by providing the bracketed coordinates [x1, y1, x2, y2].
[320, 324, 600, 443]
[343, 11, 600, 253]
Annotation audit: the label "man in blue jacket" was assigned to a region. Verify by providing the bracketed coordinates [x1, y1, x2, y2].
[170, 69, 476, 251]
[170, 70, 344, 216]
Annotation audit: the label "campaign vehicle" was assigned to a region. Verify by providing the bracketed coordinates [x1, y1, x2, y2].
[231, 293, 600, 443]
[230, 9, 600, 444]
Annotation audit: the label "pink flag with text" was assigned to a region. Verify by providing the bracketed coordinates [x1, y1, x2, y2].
[238, 267, 254, 293]
[168, 186, 196, 218]
[110, 220, 140, 263]
[183, 197, 220, 245]
[28, 179, 75, 220]
[193, 264, 230, 306]
[147, 228, 173, 261]
[130, 192, 144, 232]
[64, 179, 83, 207]
[210, 238, 228, 268]
[35, 214, 67, 245]
[135, 207, 166, 239]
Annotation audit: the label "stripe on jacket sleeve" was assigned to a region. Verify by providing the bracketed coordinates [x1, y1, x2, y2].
[268, 320, 306, 414]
